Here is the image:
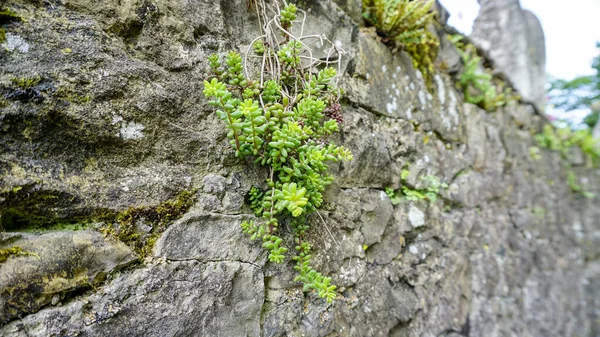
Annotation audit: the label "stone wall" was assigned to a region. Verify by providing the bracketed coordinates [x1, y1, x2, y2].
[471, 0, 546, 112]
[0, 0, 598, 336]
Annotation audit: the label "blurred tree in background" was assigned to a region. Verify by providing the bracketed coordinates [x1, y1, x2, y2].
[548, 42, 600, 131]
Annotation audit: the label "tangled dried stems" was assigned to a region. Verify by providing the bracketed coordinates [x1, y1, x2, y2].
[244, 0, 347, 99]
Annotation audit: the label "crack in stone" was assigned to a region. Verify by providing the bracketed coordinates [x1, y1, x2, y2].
[164, 257, 261, 268]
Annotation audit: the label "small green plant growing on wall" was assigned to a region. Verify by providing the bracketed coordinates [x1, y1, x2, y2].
[362, 0, 439, 87]
[203, 1, 352, 303]
[529, 146, 542, 161]
[531, 206, 546, 218]
[385, 167, 447, 205]
[457, 44, 505, 111]
[449, 35, 517, 112]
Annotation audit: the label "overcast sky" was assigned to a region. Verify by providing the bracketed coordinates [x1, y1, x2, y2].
[439, 0, 600, 80]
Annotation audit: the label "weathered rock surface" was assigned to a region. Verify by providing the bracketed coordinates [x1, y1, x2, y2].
[155, 211, 264, 264]
[0, 0, 597, 336]
[471, 0, 547, 111]
[0, 231, 136, 324]
[1, 260, 263, 337]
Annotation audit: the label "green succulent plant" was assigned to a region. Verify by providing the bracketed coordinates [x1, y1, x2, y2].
[202, 2, 353, 303]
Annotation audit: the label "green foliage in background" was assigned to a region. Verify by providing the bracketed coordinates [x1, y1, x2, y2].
[566, 170, 595, 198]
[535, 124, 597, 198]
[385, 167, 447, 205]
[362, 0, 439, 87]
[203, 2, 352, 303]
[548, 42, 600, 129]
[535, 124, 600, 167]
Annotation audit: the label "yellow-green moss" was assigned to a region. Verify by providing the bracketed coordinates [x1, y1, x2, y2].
[100, 189, 197, 257]
[0, 186, 89, 232]
[0, 8, 22, 24]
[1, 186, 196, 258]
[54, 85, 92, 104]
[0, 246, 36, 262]
[0, 27, 6, 44]
[1, 206, 91, 232]
[11, 75, 41, 89]
[363, 0, 439, 88]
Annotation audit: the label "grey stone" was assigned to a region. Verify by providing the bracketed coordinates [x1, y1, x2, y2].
[407, 204, 425, 228]
[332, 0, 363, 24]
[202, 173, 227, 194]
[197, 193, 221, 212]
[343, 33, 425, 121]
[439, 34, 463, 75]
[1, 260, 264, 337]
[2, 33, 30, 53]
[0, 0, 597, 336]
[155, 212, 264, 265]
[434, 0, 451, 25]
[359, 189, 394, 246]
[222, 191, 245, 213]
[471, 0, 546, 111]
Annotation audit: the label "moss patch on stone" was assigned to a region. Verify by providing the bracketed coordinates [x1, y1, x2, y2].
[0, 246, 23, 263]
[0, 7, 23, 45]
[99, 189, 197, 257]
[53, 85, 92, 104]
[0, 245, 37, 263]
[11, 76, 42, 89]
[0, 186, 85, 231]
[0, 8, 22, 25]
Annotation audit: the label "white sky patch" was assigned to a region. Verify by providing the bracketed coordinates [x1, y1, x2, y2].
[439, 0, 600, 80]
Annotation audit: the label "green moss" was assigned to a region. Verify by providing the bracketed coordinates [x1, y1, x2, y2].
[536, 124, 600, 167]
[0, 8, 22, 24]
[0, 186, 87, 231]
[53, 85, 92, 104]
[385, 166, 448, 204]
[1, 207, 91, 232]
[1, 186, 196, 262]
[0, 246, 36, 263]
[566, 170, 595, 198]
[532, 206, 546, 218]
[11, 76, 42, 89]
[363, 0, 439, 88]
[0, 246, 22, 262]
[448, 34, 520, 112]
[99, 189, 197, 257]
[0, 7, 22, 45]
